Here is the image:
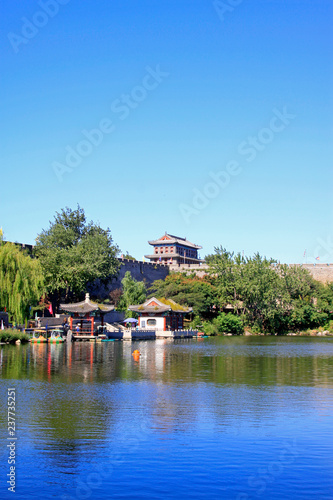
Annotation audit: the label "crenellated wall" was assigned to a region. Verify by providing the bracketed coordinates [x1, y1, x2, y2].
[13, 241, 333, 300]
[114, 258, 169, 286]
[88, 260, 333, 299]
[169, 262, 333, 283]
[87, 258, 170, 299]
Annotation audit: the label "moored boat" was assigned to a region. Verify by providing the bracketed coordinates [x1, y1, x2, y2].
[29, 331, 47, 343]
[48, 329, 65, 343]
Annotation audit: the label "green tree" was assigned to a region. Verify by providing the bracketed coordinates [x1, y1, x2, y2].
[0, 243, 44, 324]
[34, 206, 119, 307]
[118, 271, 147, 313]
[207, 247, 333, 334]
[207, 249, 291, 333]
[237, 253, 290, 333]
[150, 272, 218, 318]
[205, 246, 245, 313]
[123, 252, 136, 261]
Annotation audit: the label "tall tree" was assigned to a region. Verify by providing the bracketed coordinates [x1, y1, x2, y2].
[34, 206, 120, 306]
[206, 246, 243, 311]
[238, 253, 289, 332]
[0, 242, 44, 324]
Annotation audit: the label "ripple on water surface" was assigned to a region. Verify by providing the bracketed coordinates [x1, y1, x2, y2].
[0, 336, 332, 499]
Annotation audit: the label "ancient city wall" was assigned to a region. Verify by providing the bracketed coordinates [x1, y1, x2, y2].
[89, 261, 333, 299]
[88, 258, 170, 299]
[291, 264, 333, 284]
[14, 241, 333, 284]
[114, 258, 169, 286]
[169, 263, 333, 283]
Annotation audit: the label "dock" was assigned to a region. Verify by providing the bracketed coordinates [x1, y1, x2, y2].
[104, 329, 197, 341]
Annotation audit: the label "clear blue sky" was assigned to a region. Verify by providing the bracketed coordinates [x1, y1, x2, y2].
[1, 0, 332, 263]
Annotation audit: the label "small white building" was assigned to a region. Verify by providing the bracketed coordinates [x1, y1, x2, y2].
[128, 297, 192, 331]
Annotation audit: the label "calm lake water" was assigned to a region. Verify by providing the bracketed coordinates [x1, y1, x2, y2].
[0, 336, 332, 500]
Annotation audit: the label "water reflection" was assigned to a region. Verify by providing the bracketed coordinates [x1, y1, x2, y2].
[0, 337, 332, 499]
[1, 337, 333, 387]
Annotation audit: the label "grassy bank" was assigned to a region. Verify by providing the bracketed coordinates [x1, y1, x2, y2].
[0, 329, 30, 344]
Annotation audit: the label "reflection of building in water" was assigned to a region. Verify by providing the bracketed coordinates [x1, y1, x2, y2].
[129, 297, 192, 331]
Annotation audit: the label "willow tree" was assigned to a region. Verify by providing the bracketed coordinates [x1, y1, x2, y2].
[0, 242, 45, 324]
[118, 271, 147, 313]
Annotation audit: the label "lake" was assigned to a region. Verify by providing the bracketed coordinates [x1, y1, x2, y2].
[0, 336, 332, 499]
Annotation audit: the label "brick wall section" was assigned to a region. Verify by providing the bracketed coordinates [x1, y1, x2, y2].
[89, 261, 333, 300]
[13, 242, 333, 284]
[169, 263, 209, 278]
[291, 264, 333, 283]
[169, 263, 333, 283]
[115, 259, 169, 286]
[87, 259, 170, 299]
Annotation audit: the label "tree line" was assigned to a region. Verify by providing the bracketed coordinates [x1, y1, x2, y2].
[151, 247, 333, 334]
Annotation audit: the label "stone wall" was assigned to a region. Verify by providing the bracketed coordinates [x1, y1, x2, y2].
[169, 263, 209, 278]
[89, 260, 333, 300]
[290, 264, 333, 284]
[169, 262, 333, 283]
[114, 258, 169, 288]
[87, 258, 169, 299]
[13, 241, 333, 285]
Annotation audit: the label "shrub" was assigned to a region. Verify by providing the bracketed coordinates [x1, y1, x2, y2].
[189, 316, 203, 329]
[214, 313, 244, 335]
[202, 321, 218, 336]
[0, 329, 30, 344]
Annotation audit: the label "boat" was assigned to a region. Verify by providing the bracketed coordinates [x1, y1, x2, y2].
[48, 330, 65, 344]
[29, 330, 47, 343]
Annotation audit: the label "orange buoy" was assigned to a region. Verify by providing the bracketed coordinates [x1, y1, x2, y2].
[132, 350, 141, 361]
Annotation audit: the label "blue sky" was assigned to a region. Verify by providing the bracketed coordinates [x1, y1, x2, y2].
[1, 0, 332, 263]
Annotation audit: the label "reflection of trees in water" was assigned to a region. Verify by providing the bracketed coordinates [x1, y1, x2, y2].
[29, 386, 114, 468]
[1, 339, 332, 388]
[1, 339, 332, 445]
[148, 338, 333, 388]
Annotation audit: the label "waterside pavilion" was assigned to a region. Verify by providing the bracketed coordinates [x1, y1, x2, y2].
[60, 293, 114, 335]
[129, 297, 192, 331]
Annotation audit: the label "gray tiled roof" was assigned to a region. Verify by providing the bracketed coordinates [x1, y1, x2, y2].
[148, 233, 202, 249]
[60, 293, 114, 314]
[128, 297, 192, 314]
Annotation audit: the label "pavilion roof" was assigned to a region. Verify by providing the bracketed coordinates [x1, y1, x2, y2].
[60, 293, 114, 314]
[129, 297, 192, 314]
[148, 233, 202, 249]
